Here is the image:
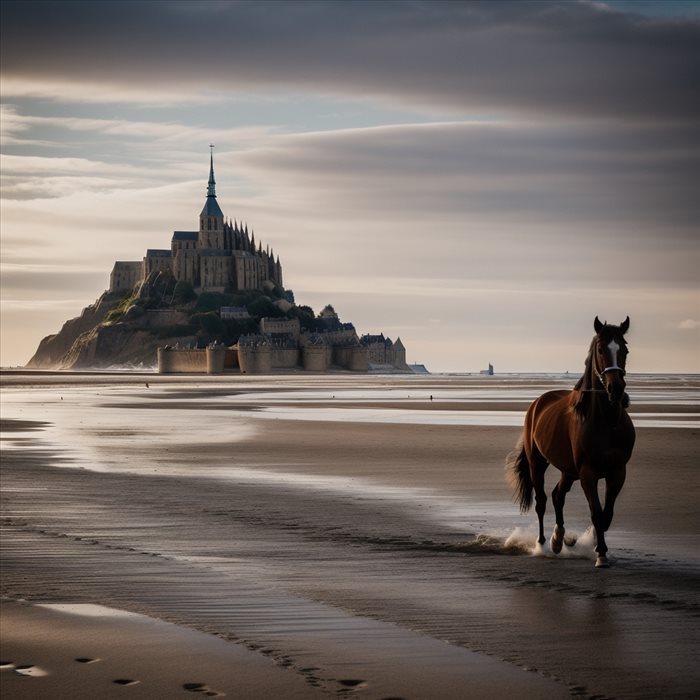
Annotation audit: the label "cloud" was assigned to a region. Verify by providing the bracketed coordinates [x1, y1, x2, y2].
[228, 121, 699, 263]
[1, 1, 698, 121]
[0, 265, 106, 293]
[3, 115, 696, 294]
[1, 153, 141, 175]
[2, 105, 277, 142]
[0, 1, 697, 372]
[678, 319, 700, 330]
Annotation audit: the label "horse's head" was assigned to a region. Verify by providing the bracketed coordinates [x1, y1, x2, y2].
[592, 316, 630, 403]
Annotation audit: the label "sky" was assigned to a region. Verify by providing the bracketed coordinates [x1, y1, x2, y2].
[1, 0, 698, 373]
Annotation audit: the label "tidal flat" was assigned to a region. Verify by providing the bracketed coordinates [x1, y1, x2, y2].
[1, 372, 698, 699]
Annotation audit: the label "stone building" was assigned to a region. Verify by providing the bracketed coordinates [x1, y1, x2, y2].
[110, 261, 142, 293]
[259, 317, 301, 340]
[110, 152, 283, 295]
[360, 333, 407, 368]
[220, 306, 251, 320]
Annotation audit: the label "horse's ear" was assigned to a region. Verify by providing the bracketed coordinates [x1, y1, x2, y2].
[594, 316, 603, 334]
[620, 316, 630, 334]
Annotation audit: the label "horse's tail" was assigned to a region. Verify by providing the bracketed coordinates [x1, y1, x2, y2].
[505, 435, 533, 513]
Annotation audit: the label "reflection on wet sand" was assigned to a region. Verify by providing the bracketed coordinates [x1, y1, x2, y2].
[1, 373, 698, 699]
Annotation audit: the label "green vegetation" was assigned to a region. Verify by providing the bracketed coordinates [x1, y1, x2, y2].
[195, 292, 230, 312]
[103, 276, 326, 348]
[247, 295, 284, 319]
[153, 323, 198, 339]
[172, 281, 197, 306]
[286, 304, 325, 332]
[191, 311, 222, 334]
[103, 291, 139, 325]
[102, 290, 130, 303]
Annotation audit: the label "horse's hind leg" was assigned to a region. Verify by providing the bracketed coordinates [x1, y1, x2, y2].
[530, 456, 549, 546]
[550, 472, 575, 554]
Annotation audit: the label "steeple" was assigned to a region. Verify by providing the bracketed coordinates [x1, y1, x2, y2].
[199, 146, 224, 247]
[200, 146, 224, 221]
[207, 145, 216, 198]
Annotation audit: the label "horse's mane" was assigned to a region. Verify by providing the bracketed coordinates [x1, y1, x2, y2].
[572, 335, 629, 419]
[572, 337, 596, 418]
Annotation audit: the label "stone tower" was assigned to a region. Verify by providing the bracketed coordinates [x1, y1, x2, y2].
[110, 149, 284, 295]
[199, 148, 225, 249]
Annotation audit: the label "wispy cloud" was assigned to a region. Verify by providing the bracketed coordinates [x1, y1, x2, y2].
[2, 105, 278, 142]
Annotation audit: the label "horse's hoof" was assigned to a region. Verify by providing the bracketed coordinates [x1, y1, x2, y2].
[595, 556, 610, 568]
[550, 529, 564, 554]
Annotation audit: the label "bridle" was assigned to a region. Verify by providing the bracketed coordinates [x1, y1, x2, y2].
[592, 340, 626, 389]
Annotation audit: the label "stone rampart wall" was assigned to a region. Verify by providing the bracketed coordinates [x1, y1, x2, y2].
[158, 338, 372, 374]
[238, 346, 272, 374]
[158, 348, 208, 373]
[348, 346, 369, 372]
[332, 345, 368, 371]
[206, 347, 227, 374]
[302, 345, 329, 372]
[224, 347, 239, 369]
[333, 346, 352, 368]
[271, 347, 299, 368]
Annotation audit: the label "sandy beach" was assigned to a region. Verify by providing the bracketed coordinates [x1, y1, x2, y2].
[1, 372, 698, 699]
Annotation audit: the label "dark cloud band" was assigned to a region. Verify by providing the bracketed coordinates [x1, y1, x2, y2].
[2, 0, 698, 120]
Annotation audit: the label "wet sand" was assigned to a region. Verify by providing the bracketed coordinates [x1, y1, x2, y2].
[1, 372, 698, 699]
[1, 599, 321, 699]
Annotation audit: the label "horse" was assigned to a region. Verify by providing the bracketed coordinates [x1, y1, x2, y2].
[506, 317, 635, 567]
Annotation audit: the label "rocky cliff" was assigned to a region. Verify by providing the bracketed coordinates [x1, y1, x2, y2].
[27, 294, 119, 369]
[26, 273, 280, 369]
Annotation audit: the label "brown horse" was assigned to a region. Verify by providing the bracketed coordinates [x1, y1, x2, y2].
[507, 317, 635, 567]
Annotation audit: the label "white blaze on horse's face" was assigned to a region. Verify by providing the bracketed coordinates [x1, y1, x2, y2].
[607, 339, 621, 370]
[600, 336, 626, 402]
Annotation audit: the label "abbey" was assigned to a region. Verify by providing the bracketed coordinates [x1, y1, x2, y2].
[81, 152, 414, 375]
[109, 153, 282, 295]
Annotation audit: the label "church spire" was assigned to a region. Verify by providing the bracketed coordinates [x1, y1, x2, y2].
[207, 144, 217, 198]
[200, 146, 224, 227]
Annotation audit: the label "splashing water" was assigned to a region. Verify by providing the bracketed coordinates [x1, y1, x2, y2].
[504, 526, 598, 560]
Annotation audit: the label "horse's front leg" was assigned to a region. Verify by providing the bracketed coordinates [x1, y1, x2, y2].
[550, 472, 575, 554]
[580, 469, 609, 568]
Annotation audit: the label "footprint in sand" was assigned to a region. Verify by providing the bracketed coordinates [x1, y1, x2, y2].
[75, 657, 101, 664]
[0, 661, 15, 670]
[183, 681, 225, 696]
[113, 678, 140, 686]
[337, 679, 368, 692]
[14, 664, 49, 677]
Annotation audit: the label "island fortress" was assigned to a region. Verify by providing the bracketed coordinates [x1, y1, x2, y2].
[90, 151, 410, 374]
[110, 152, 282, 295]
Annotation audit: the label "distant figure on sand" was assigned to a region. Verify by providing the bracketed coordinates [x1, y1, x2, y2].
[506, 317, 635, 568]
